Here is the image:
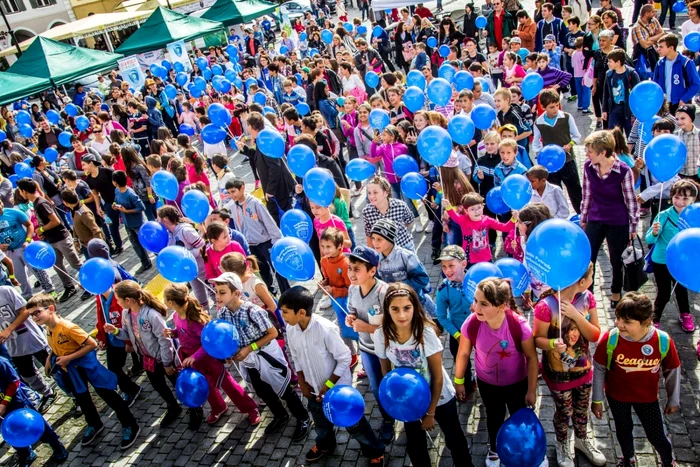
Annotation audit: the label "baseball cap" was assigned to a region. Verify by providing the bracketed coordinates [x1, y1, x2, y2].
[370, 218, 398, 245]
[510, 37, 522, 44]
[81, 153, 102, 165]
[544, 34, 556, 42]
[210, 272, 243, 291]
[437, 245, 466, 262]
[301, 67, 310, 74]
[145, 78, 156, 86]
[345, 245, 380, 268]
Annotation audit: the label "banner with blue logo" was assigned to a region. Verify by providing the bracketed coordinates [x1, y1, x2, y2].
[117, 56, 145, 93]
[167, 40, 192, 73]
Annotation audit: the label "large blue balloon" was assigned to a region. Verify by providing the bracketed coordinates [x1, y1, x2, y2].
[673, 0, 687, 12]
[452, 71, 474, 91]
[8, 174, 19, 188]
[427, 78, 452, 107]
[161, 59, 172, 71]
[406, 70, 426, 90]
[427, 37, 438, 48]
[322, 385, 365, 428]
[208, 103, 232, 127]
[194, 76, 207, 91]
[521, 73, 544, 100]
[175, 369, 209, 408]
[219, 78, 232, 93]
[19, 124, 33, 139]
[280, 45, 289, 54]
[173, 61, 185, 73]
[201, 124, 227, 145]
[417, 125, 452, 166]
[65, 103, 78, 117]
[369, 109, 390, 131]
[257, 129, 285, 159]
[526, 218, 592, 289]
[345, 158, 376, 181]
[245, 77, 258, 89]
[201, 319, 239, 359]
[58, 131, 73, 148]
[254, 92, 267, 105]
[224, 68, 237, 82]
[497, 408, 547, 467]
[176, 72, 189, 86]
[679, 203, 700, 230]
[372, 25, 384, 37]
[537, 145, 566, 172]
[400, 172, 428, 200]
[280, 209, 314, 242]
[475, 15, 487, 28]
[463, 262, 503, 303]
[79, 258, 117, 295]
[197, 57, 209, 70]
[685, 31, 700, 52]
[296, 102, 311, 116]
[495, 258, 530, 297]
[303, 167, 336, 207]
[1, 408, 44, 448]
[151, 170, 179, 200]
[271, 236, 316, 281]
[378, 368, 431, 422]
[365, 71, 379, 88]
[202, 67, 213, 81]
[299, 32, 308, 41]
[46, 109, 60, 125]
[226, 44, 238, 57]
[447, 115, 475, 145]
[485, 187, 510, 214]
[640, 115, 661, 145]
[356, 25, 367, 35]
[211, 64, 223, 76]
[644, 134, 686, 182]
[179, 123, 195, 136]
[471, 104, 497, 130]
[138, 221, 169, 253]
[403, 86, 425, 113]
[287, 144, 316, 177]
[666, 227, 700, 292]
[501, 174, 532, 210]
[438, 64, 456, 82]
[181, 190, 210, 223]
[16, 110, 31, 126]
[630, 81, 663, 123]
[393, 155, 419, 178]
[438, 45, 450, 58]
[24, 241, 55, 270]
[164, 84, 177, 100]
[156, 246, 198, 282]
[75, 115, 90, 132]
[14, 162, 32, 179]
[321, 29, 334, 44]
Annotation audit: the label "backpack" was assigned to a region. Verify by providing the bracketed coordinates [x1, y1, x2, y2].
[605, 327, 670, 370]
[466, 309, 523, 353]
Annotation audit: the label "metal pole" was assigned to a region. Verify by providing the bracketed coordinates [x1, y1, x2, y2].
[0, 7, 22, 56]
[103, 31, 114, 52]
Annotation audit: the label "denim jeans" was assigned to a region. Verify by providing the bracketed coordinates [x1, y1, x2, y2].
[360, 351, 394, 423]
[574, 77, 591, 111]
[659, 0, 676, 28]
[103, 203, 123, 250]
[445, 218, 463, 247]
[126, 226, 152, 268]
[608, 105, 631, 136]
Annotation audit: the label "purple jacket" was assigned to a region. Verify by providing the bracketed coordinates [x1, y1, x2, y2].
[370, 142, 407, 184]
[537, 65, 571, 89]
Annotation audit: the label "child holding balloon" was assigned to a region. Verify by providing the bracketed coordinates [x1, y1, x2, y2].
[203, 222, 247, 280]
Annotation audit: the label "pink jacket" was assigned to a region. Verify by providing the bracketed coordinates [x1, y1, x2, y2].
[204, 241, 246, 279]
[447, 209, 514, 264]
[370, 142, 407, 184]
[341, 110, 358, 147]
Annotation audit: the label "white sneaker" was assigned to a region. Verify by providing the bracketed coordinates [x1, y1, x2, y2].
[319, 295, 332, 309]
[413, 220, 424, 233]
[426, 220, 434, 232]
[350, 186, 362, 197]
[485, 450, 500, 467]
[574, 436, 606, 466]
[556, 439, 575, 467]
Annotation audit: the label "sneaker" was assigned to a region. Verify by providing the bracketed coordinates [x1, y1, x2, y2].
[379, 420, 394, 444]
[264, 413, 290, 435]
[319, 295, 332, 309]
[305, 444, 335, 462]
[413, 220, 424, 233]
[122, 386, 142, 408]
[255, 180, 261, 190]
[357, 368, 367, 378]
[369, 456, 385, 466]
[70, 399, 82, 417]
[80, 289, 92, 301]
[120, 424, 140, 450]
[248, 409, 261, 425]
[616, 457, 637, 467]
[582, 109, 592, 114]
[292, 416, 312, 441]
[49, 291, 58, 300]
[485, 449, 500, 467]
[160, 405, 183, 428]
[112, 246, 124, 256]
[350, 354, 359, 369]
[59, 287, 77, 303]
[567, 95, 577, 102]
[426, 220, 434, 232]
[556, 439, 575, 467]
[679, 313, 696, 332]
[575, 436, 606, 466]
[50, 443, 69, 463]
[188, 407, 204, 430]
[206, 407, 228, 425]
[38, 392, 57, 414]
[81, 424, 104, 446]
[18, 449, 37, 467]
[135, 263, 153, 275]
[595, 121, 603, 129]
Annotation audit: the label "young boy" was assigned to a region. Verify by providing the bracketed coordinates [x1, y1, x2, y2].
[509, 87, 534, 127]
[487, 42, 503, 89]
[543, 34, 563, 70]
[494, 88, 532, 153]
[526, 165, 571, 218]
[564, 17, 585, 100]
[602, 49, 640, 136]
[412, 42, 428, 71]
[498, 124, 533, 168]
[211, 272, 311, 439]
[211, 154, 234, 206]
[60, 188, 104, 261]
[473, 131, 501, 197]
[112, 170, 152, 274]
[532, 89, 583, 213]
[281, 79, 304, 106]
[494, 138, 528, 186]
[278, 286, 386, 465]
[27, 293, 140, 449]
[673, 104, 700, 183]
[435, 245, 471, 358]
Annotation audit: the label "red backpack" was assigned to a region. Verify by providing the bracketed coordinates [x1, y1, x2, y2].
[466, 309, 523, 353]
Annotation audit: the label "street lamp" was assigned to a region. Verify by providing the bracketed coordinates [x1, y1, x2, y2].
[0, 7, 22, 56]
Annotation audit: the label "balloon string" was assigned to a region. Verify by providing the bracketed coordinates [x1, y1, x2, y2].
[282, 158, 299, 182]
[657, 181, 664, 220]
[316, 281, 349, 316]
[558, 287, 562, 341]
[197, 277, 216, 293]
[53, 265, 82, 287]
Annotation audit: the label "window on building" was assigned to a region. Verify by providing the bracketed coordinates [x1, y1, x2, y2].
[34, 0, 56, 7]
[1, 0, 24, 13]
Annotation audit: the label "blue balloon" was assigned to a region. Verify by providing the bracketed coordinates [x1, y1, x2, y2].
[138, 221, 169, 253]
[287, 144, 316, 177]
[485, 187, 510, 215]
[447, 115, 475, 145]
[309, 48, 319, 57]
[526, 218, 591, 289]
[280, 209, 314, 242]
[427, 36, 438, 48]
[300, 32, 308, 41]
[201, 319, 239, 359]
[75, 115, 90, 132]
[400, 172, 428, 200]
[521, 73, 544, 100]
[226, 44, 238, 57]
[365, 71, 379, 88]
[322, 385, 365, 428]
[640, 115, 661, 145]
[161, 59, 172, 72]
[190, 87, 203, 98]
[224, 69, 237, 82]
[673, 0, 687, 12]
[79, 258, 117, 295]
[438, 64, 456, 82]
[263, 106, 276, 115]
[471, 104, 497, 130]
[679, 203, 700, 230]
[254, 92, 267, 106]
[151, 64, 166, 79]
[196, 57, 209, 70]
[343, 22, 353, 33]
[337, 97, 345, 107]
[685, 31, 700, 52]
[345, 158, 376, 181]
[19, 124, 33, 139]
[369, 109, 390, 131]
[303, 167, 336, 207]
[495, 258, 530, 297]
[211, 64, 223, 76]
[14, 162, 33, 179]
[16, 110, 31, 126]
[644, 134, 686, 182]
[194, 76, 207, 91]
[630, 81, 663, 123]
[24, 241, 56, 270]
[357, 25, 367, 35]
[8, 174, 19, 188]
[537, 145, 566, 172]
[393, 155, 419, 178]
[406, 70, 426, 90]
[156, 246, 198, 282]
[475, 15, 487, 28]
[0, 130, 5, 143]
[452, 71, 474, 91]
[208, 103, 232, 127]
[427, 77, 452, 107]
[179, 123, 195, 136]
[667, 227, 700, 292]
[501, 174, 532, 210]
[478, 77, 490, 93]
[201, 124, 227, 145]
[296, 102, 310, 116]
[1, 408, 44, 448]
[417, 125, 452, 166]
[173, 61, 185, 73]
[46, 109, 60, 125]
[232, 77, 243, 90]
[569, 213, 581, 226]
[321, 29, 334, 44]
[175, 369, 209, 408]
[270, 236, 316, 281]
[181, 190, 210, 224]
[378, 368, 431, 422]
[151, 170, 179, 200]
[438, 44, 450, 58]
[164, 84, 177, 100]
[372, 25, 384, 37]
[294, 73, 303, 86]
[65, 103, 78, 117]
[403, 86, 425, 113]
[497, 408, 547, 467]
[58, 131, 73, 148]
[280, 45, 289, 54]
[176, 72, 189, 86]
[463, 262, 503, 303]
[100, 104, 110, 112]
[212, 75, 225, 91]
[256, 129, 285, 158]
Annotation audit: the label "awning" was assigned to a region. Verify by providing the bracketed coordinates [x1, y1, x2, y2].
[0, 72, 52, 106]
[200, 0, 279, 27]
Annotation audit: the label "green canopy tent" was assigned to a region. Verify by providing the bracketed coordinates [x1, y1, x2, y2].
[0, 72, 52, 106]
[6, 37, 123, 88]
[200, 0, 279, 27]
[116, 7, 225, 56]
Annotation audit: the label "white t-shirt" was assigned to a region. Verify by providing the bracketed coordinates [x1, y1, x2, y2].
[373, 325, 455, 406]
[241, 274, 266, 308]
[682, 19, 700, 38]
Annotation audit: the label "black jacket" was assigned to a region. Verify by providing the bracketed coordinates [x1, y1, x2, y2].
[241, 145, 295, 220]
[354, 48, 383, 76]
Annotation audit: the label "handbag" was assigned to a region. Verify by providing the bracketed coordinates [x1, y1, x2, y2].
[402, 42, 415, 62]
[622, 235, 648, 291]
[582, 58, 595, 87]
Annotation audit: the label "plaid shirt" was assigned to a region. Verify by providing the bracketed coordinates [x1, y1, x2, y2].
[362, 198, 415, 250]
[218, 301, 273, 348]
[674, 126, 700, 176]
[581, 158, 640, 233]
[631, 18, 663, 46]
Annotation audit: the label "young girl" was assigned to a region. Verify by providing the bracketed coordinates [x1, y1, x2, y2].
[331, 186, 356, 250]
[374, 283, 473, 467]
[592, 292, 680, 467]
[362, 175, 415, 251]
[203, 222, 246, 280]
[369, 125, 408, 199]
[310, 200, 352, 252]
[165, 161, 191, 212]
[162, 283, 260, 425]
[127, 100, 150, 155]
[178, 102, 200, 135]
[354, 104, 380, 169]
[183, 149, 216, 206]
[453, 278, 539, 467]
[533, 264, 606, 467]
[211, 154, 234, 206]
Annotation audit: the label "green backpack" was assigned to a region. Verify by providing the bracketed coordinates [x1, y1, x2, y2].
[606, 327, 670, 370]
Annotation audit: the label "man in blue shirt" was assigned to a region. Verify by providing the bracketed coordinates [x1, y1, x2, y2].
[73, 84, 87, 108]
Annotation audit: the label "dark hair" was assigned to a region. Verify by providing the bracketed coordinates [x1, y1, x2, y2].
[670, 179, 699, 198]
[212, 154, 228, 170]
[112, 170, 128, 187]
[177, 134, 191, 148]
[652, 117, 676, 133]
[247, 112, 266, 131]
[145, 155, 162, 169]
[461, 192, 484, 208]
[120, 146, 146, 180]
[183, 149, 205, 175]
[347, 255, 376, 272]
[282, 107, 300, 121]
[542, 2, 553, 10]
[278, 285, 315, 315]
[607, 49, 626, 65]
[301, 116, 317, 131]
[382, 283, 437, 348]
[61, 170, 78, 181]
[515, 9, 529, 18]
[17, 178, 37, 194]
[319, 227, 344, 247]
[157, 205, 182, 224]
[538, 89, 560, 107]
[568, 16, 580, 25]
[526, 165, 549, 180]
[476, 278, 518, 311]
[60, 188, 79, 205]
[518, 203, 552, 238]
[205, 222, 228, 242]
[615, 292, 653, 324]
[658, 33, 679, 50]
[225, 178, 245, 190]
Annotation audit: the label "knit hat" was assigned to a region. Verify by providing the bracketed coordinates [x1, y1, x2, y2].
[370, 218, 398, 244]
[677, 104, 696, 121]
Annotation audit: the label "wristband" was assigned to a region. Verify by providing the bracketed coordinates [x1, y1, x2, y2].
[325, 379, 335, 389]
[549, 338, 555, 349]
[3, 396, 11, 401]
[251, 342, 259, 351]
[453, 376, 465, 384]
[38, 227, 44, 234]
[425, 412, 435, 417]
[453, 331, 461, 339]
[8, 275, 14, 279]
[148, 195, 154, 199]
[111, 328, 119, 336]
[592, 400, 604, 404]
[25, 237, 32, 243]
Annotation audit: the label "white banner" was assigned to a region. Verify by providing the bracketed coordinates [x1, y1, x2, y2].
[167, 40, 192, 73]
[136, 49, 166, 68]
[118, 56, 145, 92]
[370, 0, 422, 10]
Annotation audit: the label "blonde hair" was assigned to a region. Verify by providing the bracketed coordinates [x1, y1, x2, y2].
[584, 130, 615, 157]
[163, 283, 210, 325]
[499, 138, 519, 153]
[114, 280, 168, 317]
[483, 131, 501, 144]
[220, 252, 260, 275]
[494, 88, 512, 102]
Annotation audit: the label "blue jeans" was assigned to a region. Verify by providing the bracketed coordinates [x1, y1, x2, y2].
[608, 105, 631, 136]
[348, 227, 356, 251]
[103, 203, 123, 250]
[574, 77, 591, 111]
[360, 351, 394, 423]
[660, 0, 676, 28]
[390, 182, 419, 218]
[445, 218, 463, 247]
[331, 297, 359, 341]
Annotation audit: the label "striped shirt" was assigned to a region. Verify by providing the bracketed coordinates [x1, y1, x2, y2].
[674, 126, 700, 176]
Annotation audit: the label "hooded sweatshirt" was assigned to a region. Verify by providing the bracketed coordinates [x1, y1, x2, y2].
[145, 96, 164, 138]
[114, 305, 176, 367]
[370, 141, 408, 184]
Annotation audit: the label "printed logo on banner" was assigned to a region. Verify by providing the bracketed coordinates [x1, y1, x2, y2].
[118, 56, 145, 91]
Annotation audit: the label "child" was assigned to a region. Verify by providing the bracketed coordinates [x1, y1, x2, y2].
[279, 286, 386, 464]
[28, 293, 140, 448]
[370, 125, 408, 200]
[453, 278, 538, 467]
[494, 88, 532, 154]
[387, 86, 411, 124]
[112, 170, 152, 274]
[220, 252, 277, 311]
[498, 125, 532, 169]
[281, 79, 304, 106]
[211, 272, 311, 439]
[212, 154, 234, 206]
[203, 221, 246, 280]
[144, 96, 164, 142]
[126, 100, 149, 152]
[60, 188, 104, 260]
[310, 201, 352, 251]
[163, 283, 260, 425]
[646, 179, 698, 332]
[435, 245, 471, 358]
[108, 281, 192, 428]
[535, 53, 572, 91]
[510, 87, 534, 127]
[183, 149, 215, 207]
[543, 34, 562, 70]
[488, 43, 503, 87]
[494, 138, 528, 186]
[592, 292, 680, 467]
[374, 283, 473, 467]
[533, 264, 606, 467]
[571, 37, 591, 113]
[473, 131, 501, 198]
[602, 49, 640, 136]
[673, 104, 700, 183]
[526, 165, 570, 219]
